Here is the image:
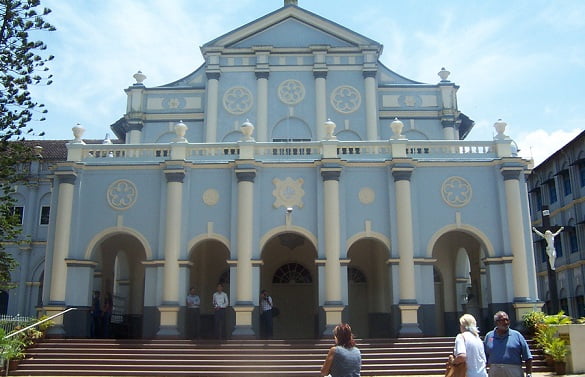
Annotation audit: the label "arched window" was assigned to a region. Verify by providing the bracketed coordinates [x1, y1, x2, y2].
[273, 263, 312, 284]
[347, 267, 366, 283]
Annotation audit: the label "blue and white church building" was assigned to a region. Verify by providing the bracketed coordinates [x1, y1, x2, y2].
[6, 0, 541, 339]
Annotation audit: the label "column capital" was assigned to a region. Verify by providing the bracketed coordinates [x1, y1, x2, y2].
[206, 71, 221, 80]
[165, 172, 185, 183]
[56, 172, 77, 185]
[313, 70, 328, 79]
[255, 71, 269, 80]
[362, 70, 377, 79]
[501, 167, 523, 181]
[321, 169, 341, 181]
[392, 166, 414, 182]
[236, 170, 256, 183]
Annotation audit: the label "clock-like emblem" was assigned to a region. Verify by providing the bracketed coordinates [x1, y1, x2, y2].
[441, 176, 472, 208]
[272, 177, 304, 209]
[107, 179, 137, 210]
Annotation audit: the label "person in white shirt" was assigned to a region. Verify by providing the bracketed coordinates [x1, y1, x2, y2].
[212, 283, 229, 340]
[451, 313, 487, 377]
[259, 289, 274, 339]
[186, 287, 200, 339]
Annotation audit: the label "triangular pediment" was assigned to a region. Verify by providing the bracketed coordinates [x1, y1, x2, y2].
[202, 5, 380, 50]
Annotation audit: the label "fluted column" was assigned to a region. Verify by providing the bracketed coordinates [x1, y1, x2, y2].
[363, 70, 378, 140]
[501, 167, 535, 318]
[157, 171, 184, 337]
[314, 71, 327, 140]
[392, 166, 422, 336]
[255, 71, 269, 142]
[205, 71, 220, 143]
[321, 167, 344, 335]
[233, 168, 256, 337]
[45, 171, 76, 335]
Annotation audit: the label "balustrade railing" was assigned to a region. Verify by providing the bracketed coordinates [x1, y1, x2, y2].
[70, 139, 505, 164]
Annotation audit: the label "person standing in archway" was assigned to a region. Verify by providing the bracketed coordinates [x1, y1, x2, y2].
[186, 287, 200, 339]
[212, 283, 229, 340]
[259, 289, 273, 339]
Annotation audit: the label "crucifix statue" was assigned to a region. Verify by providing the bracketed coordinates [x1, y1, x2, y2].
[532, 226, 564, 270]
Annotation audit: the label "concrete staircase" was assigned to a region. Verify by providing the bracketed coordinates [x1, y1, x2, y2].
[10, 337, 551, 376]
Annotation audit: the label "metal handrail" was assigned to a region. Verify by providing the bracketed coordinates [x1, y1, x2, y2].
[3, 308, 77, 339]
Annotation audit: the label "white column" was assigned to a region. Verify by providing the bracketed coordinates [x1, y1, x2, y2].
[392, 167, 422, 336]
[363, 70, 378, 140]
[158, 171, 184, 337]
[233, 169, 256, 337]
[314, 71, 327, 140]
[205, 72, 220, 143]
[501, 169, 531, 300]
[255, 72, 269, 142]
[321, 168, 344, 334]
[45, 171, 76, 335]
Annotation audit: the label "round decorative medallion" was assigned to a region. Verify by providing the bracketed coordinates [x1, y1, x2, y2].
[278, 79, 305, 105]
[202, 189, 220, 206]
[441, 176, 472, 208]
[272, 177, 305, 208]
[331, 85, 361, 114]
[223, 86, 253, 115]
[107, 179, 137, 210]
[358, 187, 375, 205]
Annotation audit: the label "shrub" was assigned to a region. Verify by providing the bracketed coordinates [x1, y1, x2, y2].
[544, 311, 573, 325]
[546, 337, 568, 362]
[522, 311, 546, 336]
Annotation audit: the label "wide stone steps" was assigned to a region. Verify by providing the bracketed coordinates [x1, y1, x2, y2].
[10, 337, 551, 376]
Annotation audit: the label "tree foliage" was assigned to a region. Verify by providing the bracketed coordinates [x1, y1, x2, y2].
[0, 0, 54, 290]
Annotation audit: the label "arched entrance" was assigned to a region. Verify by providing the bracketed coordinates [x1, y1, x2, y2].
[261, 232, 317, 339]
[188, 239, 230, 339]
[93, 233, 146, 338]
[347, 239, 391, 338]
[432, 230, 486, 335]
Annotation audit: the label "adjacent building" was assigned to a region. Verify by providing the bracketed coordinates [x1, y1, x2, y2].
[527, 130, 585, 319]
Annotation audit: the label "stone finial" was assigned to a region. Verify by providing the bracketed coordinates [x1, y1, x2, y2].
[324, 119, 337, 140]
[438, 67, 450, 82]
[102, 133, 113, 145]
[493, 119, 507, 139]
[390, 117, 405, 139]
[284, 0, 298, 6]
[175, 120, 188, 142]
[241, 119, 255, 141]
[133, 70, 146, 85]
[72, 123, 86, 144]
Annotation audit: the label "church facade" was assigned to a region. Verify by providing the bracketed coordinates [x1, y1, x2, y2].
[5, 1, 541, 339]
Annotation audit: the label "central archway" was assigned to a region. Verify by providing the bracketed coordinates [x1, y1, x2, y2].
[261, 232, 317, 339]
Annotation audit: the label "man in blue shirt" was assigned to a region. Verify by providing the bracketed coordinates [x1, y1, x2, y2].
[484, 311, 533, 377]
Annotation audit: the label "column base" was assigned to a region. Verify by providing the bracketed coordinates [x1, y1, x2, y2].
[43, 305, 67, 338]
[232, 305, 256, 339]
[398, 303, 422, 337]
[321, 305, 345, 338]
[513, 301, 544, 327]
[156, 305, 180, 338]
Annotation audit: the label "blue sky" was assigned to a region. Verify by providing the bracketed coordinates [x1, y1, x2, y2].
[31, 0, 584, 166]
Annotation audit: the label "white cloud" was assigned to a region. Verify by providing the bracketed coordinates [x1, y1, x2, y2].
[517, 128, 582, 166]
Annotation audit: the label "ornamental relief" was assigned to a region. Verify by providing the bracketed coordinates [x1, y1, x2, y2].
[358, 187, 375, 205]
[331, 85, 361, 114]
[202, 189, 220, 206]
[223, 86, 253, 115]
[107, 179, 137, 210]
[272, 177, 305, 209]
[278, 79, 305, 105]
[441, 176, 472, 208]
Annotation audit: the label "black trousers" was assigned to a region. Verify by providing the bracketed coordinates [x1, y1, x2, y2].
[186, 308, 200, 339]
[260, 310, 273, 339]
[214, 308, 226, 340]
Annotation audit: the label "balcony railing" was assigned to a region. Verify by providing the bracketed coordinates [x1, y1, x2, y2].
[67, 139, 512, 164]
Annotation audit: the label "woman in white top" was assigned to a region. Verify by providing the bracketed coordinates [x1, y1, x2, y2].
[453, 313, 488, 377]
